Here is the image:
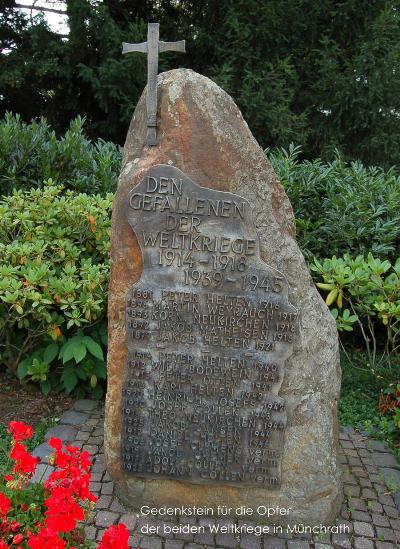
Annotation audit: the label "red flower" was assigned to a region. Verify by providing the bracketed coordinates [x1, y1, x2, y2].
[0, 493, 11, 516]
[11, 520, 21, 532]
[27, 528, 67, 549]
[97, 523, 130, 549]
[8, 421, 33, 441]
[44, 487, 85, 533]
[0, 541, 8, 549]
[9, 442, 39, 476]
[48, 437, 62, 452]
[13, 533, 24, 544]
[21, 503, 28, 512]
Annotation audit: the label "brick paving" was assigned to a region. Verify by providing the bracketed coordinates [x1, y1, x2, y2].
[34, 401, 400, 548]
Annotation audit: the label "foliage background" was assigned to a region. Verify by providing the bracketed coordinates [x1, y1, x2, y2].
[1, 0, 400, 168]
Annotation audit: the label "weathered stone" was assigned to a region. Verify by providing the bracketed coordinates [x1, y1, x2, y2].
[44, 425, 77, 442]
[373, 452, 400, 470]
[380, 468, 400, 491]
[30, 463, 54, 484]
[105, 68, 341, 524]
[74, 399, 99, 412]
[59, 410, 89, 425]
[32, 442, 53, 463]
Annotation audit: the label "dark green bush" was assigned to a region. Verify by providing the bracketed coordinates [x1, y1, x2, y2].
[0, 113, 122, 195]
[269, 145, 400, 261]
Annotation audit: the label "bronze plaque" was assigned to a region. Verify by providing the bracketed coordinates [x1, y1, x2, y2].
[121, 165, 297, 487]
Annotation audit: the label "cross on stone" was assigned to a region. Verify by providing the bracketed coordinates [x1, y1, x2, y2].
[122, 23, 186, 146]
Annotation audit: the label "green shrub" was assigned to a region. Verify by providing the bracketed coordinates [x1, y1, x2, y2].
[0, 113, 122, 195]
[312, 253, 400, 370]
[269, 145, 400, 261]
[0, 184, 112, 397]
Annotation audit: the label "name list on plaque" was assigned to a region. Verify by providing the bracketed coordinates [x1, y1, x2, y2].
[121, 165, 297, 487]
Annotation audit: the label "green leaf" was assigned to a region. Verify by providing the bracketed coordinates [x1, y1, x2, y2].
[41, 380, 52, 395]
[17, 359, 29, 380]
[61, 368, 78, 393]
[83, 336, 104, 360]
[43, 343, 58, 364]
[73, 343, 87, 364]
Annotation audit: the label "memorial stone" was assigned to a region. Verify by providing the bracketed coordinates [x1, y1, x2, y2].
[105, 67, 342, 524]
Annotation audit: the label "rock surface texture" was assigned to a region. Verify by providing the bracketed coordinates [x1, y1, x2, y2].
[105, 68, 342, 524]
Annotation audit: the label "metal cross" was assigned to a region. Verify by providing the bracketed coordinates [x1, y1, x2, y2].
[122, 23, 186, 146]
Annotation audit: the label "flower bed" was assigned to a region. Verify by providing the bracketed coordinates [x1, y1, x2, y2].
[0, 421, 128, 548]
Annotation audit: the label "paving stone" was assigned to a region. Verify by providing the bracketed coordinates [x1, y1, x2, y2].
[331, 534, 351, 548]
[263, 536, 286, 548]
[215, 532, 237, 547]
[372, 513, 391, 527]
[74, 399, 98, 412]
[29, 463, 54, 483]
[348, 457, 363, 466]
[340, 440, 354, 449]
[342, 472, 358, 485]
[110, 497, 127, 513]
[351, 511, 371, 522]
[368, 440, 390, 452]
[164, 542, 184, 549]
[101, 482, 114, 495]
[287, 541, 310, 548]
[96, 529, 106, 541]
[359, 478, 373, 488]
[32, 442, 53, 463]
[76, 431, 90, 441]
[95, 511, 119, 527]
[394, 490, 400, 510]
[193, 529, 215, 545]
[87, 436, 103, 445]
[379, 494, 396, 507]
[381, 468, 400, 491]
[96, 495, 112, 509]
[90, 481, 101, 493]
[375, 543, 395, 549]
[314, 545, 333, 549]
[349, 498, 368, 512]
[240, 532, 262, 549]
[82, 444, 99, 455]
[373, 452, 400, 470]
[376, 526, 397, 542]
[344, 484, 360, 497]
[353, 521, 375, 537]
[383, 505, 399, 519]
[389, 517, 400, 530]
[139, 536, 163, 549]
[45, 425, 77, 442]
[353, 538, 374, 549]
[361, 488, 377, 500]
[59, 410, 89, 425]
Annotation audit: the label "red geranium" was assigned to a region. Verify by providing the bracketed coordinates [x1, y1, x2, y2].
[0, 493, 11, 517]
[9, 442, 39, 476]
[8, 421, 33, 442]
[97, 523, 130, 549]
[44, 486, 85, 533]
[27, 527, 67, 549]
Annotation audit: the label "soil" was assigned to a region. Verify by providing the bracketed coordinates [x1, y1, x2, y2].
[0, 369, 72, 427]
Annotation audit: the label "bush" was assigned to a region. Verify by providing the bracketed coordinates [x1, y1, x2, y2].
[312, 253, 400, 370]
[0, 113, 122, 195]
[269, 145, 400, 261]
[0, 184, 112, 397]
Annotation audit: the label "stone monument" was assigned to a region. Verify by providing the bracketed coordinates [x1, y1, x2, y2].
[105, 26, 342, 524]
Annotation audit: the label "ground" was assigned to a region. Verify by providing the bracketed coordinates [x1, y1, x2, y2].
[0, 369, 72, 427]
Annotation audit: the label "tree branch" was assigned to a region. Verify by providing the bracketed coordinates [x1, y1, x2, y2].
[14, 3, 67, 15]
